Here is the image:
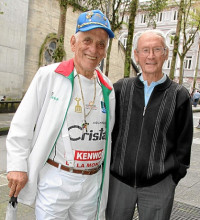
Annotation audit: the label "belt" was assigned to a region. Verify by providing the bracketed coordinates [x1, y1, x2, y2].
[47, 159, 101, 175]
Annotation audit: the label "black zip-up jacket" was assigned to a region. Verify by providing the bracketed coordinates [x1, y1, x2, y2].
[110, 75, 193, 187]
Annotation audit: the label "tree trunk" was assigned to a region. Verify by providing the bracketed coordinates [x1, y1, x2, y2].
[58, 1, 67, 39]
[179, 56, 184, 84]
[193, 44, 200, 89]
[54, 0, 67, 62]
[124, 0, 138, 78]
[169, 0, 184, 80]
[105, 38, 113, 77]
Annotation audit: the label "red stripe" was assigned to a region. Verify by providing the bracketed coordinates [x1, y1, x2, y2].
[96, 70, 112, 90]
[55, 58, 74, 77]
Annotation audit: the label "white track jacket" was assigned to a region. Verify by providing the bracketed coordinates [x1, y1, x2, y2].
[6, 58, 115, 220]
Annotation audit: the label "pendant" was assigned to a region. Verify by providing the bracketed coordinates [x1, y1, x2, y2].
[82, 120, 89, 132]
[75, 97, 82, 113]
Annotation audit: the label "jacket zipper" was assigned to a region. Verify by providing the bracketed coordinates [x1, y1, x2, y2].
[134, 106, 146, 187]
[143, 106, 146, 116]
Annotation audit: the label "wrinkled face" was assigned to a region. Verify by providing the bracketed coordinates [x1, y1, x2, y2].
[70, 28, 109, 77]
[134, 33, 168, 76]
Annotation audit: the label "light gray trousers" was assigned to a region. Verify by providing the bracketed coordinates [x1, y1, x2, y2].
[106, 174, 176, 220]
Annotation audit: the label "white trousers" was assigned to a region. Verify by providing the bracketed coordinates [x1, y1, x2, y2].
[35, 163, 102, 220]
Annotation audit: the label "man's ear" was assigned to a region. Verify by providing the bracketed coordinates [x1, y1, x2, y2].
[70, 35, 76, 52]
[165, 48, 169, 60]
[134, 49, 139, 63]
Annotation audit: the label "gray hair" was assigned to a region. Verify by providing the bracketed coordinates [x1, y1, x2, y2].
[74, 31, 81, 40]
[134, 30, 168, 50]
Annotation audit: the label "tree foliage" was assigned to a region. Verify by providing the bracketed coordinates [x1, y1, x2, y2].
[177, 0, 200, 84]
[53, 36, 66, 62]
[169, 0, 200, 85]
[59, 0, 68, 8]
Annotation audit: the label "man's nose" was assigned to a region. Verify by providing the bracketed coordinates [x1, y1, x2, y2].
[89, 43, 98, 54]
[147, 49, 155, 58]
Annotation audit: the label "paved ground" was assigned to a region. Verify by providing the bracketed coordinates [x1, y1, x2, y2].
[0, 113, 14, 129]
[0, 109, 200, 219]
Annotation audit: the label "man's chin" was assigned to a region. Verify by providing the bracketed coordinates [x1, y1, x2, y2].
[85, 63, 98, 71]
[144, 68, 157, 74]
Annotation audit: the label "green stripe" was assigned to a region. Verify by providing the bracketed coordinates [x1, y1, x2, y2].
[96, 83, 111, 219]
[46, 70, 74, 162]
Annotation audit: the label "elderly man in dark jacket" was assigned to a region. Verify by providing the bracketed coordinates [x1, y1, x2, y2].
[106, 30, 193, 220]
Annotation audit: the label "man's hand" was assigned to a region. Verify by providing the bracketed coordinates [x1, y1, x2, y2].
[7, 171, 28, 197]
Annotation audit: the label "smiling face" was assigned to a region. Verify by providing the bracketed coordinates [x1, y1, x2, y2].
[134, 32, 168, 81]
[70, 28, 109, 78]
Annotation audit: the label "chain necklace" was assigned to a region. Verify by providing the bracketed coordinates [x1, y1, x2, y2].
[77, 73, 96, 132]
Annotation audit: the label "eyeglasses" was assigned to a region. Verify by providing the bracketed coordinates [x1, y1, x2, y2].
[136, 47, 167, 57]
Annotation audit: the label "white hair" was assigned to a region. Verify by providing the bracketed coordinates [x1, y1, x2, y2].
[134, 29, 169, 50]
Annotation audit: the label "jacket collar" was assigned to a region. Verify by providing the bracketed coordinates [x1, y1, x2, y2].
[55, 58, 112, 91]
[135, 73, 172, 91]
[55, 58, 74, 77]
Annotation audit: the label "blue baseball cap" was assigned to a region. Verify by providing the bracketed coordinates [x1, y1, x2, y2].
[76, 10, 114, 38]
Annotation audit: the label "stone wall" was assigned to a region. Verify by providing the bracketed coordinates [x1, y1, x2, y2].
[23, 0, 61, 94]
[0, 0, 29, 98]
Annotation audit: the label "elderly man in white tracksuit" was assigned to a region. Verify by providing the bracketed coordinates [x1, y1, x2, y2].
[6, 9, 115, 220]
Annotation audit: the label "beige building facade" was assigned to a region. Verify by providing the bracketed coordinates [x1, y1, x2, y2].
[0, 0, 29, 99]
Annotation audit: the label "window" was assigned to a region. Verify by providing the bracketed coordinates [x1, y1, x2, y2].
[119, 34, 127, 49]
[166, 59, 171, 69]
[123, 37, 127, 48]
[157, 12, 163, 22]
[39, 33, 58, 67]
[192, 8, 196, 14]
[140, 14, 146, 24]
[44, 41, 57, 65]
[126, 16, 129, 23]
[184, 56, 192, 69]
[169, 33, 176, 45]
[124, 15, 129, 24]
[187, 29, 196, 42]
[173, 10, 178, 21]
